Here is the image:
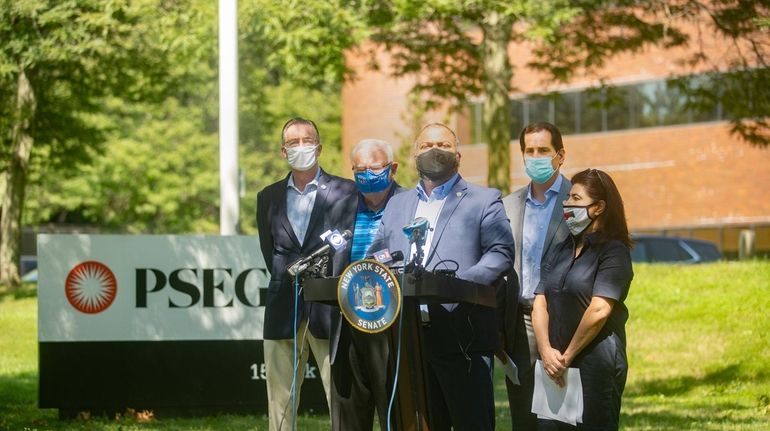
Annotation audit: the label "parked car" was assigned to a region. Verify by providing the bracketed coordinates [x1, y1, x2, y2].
[20, 255, 37, 275]
[21, 269, 38, 284]
[631, 235, 722, 264]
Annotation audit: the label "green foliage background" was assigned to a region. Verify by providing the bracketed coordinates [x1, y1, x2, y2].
[19, 1, 365, 235]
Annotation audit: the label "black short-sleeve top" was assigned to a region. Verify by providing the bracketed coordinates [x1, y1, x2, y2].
[535, 233, 634, 354]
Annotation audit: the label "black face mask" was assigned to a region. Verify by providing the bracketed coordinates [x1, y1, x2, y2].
[416, 148, 458, 182]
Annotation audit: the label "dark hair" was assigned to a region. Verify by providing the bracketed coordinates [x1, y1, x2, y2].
[519, 122, 564, 153]
[281, 117, 320, 146]
[570, 168, 632, 247]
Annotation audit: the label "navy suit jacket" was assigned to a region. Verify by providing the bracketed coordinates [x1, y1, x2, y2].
[257, 169, 358, 340]
[368, 176, 513, 354]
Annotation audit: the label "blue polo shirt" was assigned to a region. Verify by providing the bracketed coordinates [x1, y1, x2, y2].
[351, 186, 398, 261]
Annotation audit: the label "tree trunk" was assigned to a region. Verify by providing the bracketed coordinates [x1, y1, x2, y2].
[480, 11, 514, 194]
[0, 68, 36, 289]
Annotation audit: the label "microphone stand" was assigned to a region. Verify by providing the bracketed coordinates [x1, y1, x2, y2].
[293, 254, 331, 287]
[405, 229, 426, 279]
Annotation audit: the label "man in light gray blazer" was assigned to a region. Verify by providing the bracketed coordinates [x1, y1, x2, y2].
[368, 123, 513, 431]
[501, 122, 571, 430]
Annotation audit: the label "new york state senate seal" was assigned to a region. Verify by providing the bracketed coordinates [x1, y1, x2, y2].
[337, 260, 401, 333]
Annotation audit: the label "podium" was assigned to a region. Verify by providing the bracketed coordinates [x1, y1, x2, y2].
[305, 270, 496, 431]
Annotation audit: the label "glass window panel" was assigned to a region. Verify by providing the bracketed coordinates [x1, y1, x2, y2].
[527, 96, 551, 124]
[646, 238, 692, 262]
[605, 85, 630, 131]
[553, 92, 578, 135]
[661, 79, 691, 125]
[635, 81, 665, 128]
[578, 89, 603, 133]
[687, 74, 720, 123]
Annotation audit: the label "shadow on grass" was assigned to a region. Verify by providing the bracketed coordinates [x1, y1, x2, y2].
[622, 363, 770, 429]
[621, 406, 763, 430]
[626, 363, 767, 397]
[0, 282, 38, 302]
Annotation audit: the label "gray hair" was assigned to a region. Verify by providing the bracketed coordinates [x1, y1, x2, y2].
[350, 139, 394, 163]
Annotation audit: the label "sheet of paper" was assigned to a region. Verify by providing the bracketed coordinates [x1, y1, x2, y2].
[494, 351, 520, 385]
[531, 359, 583, 425]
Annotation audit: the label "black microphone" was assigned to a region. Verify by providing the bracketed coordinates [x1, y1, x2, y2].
[288, 229, 352, 276]
[390, 250, 405, 263]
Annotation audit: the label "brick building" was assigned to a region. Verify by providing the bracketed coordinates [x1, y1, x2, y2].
[341, 29, 770, 258]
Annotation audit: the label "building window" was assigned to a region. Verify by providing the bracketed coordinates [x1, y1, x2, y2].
[468, 72, 734, 143]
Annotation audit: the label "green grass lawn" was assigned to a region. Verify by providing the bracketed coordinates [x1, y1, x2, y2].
[1, 261, 769, 430]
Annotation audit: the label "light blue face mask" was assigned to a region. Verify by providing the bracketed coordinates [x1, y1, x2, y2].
[354, 165, 392, 194]
[524, 155, 558, 184]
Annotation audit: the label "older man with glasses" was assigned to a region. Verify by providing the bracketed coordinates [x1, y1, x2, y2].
[330, 138, 404, 431]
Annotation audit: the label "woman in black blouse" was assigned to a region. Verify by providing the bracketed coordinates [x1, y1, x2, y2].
[532, 168, 633, 431]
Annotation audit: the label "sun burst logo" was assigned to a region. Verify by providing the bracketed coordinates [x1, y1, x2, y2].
[65, 261, 118, 314]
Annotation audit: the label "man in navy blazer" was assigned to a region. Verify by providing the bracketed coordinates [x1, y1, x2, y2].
[256, 117, 357, 431]
[368, 123, 513, 431]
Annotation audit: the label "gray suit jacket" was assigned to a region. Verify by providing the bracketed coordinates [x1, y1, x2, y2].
[500, 174, 571, 353]
[368, 176, 514, 354]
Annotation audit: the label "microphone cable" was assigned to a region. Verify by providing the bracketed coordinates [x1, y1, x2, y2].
[386, 268, 407, 431]
[291, 275, 300, 431]
[278, 279, 311, 431]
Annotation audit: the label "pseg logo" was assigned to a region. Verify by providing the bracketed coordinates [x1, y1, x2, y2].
[337, 260, 401, 333]
[65, 261, 118, 314]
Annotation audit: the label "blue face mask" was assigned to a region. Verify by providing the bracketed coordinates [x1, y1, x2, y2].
[524, 155, 557, 184]
[354, 165, 392, 194]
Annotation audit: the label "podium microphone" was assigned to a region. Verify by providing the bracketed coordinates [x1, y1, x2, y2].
[372, 249, 405, 266]
[287, 229, 352, 276]
[402, 217, 431, 274]
[402, 217, 430, 246]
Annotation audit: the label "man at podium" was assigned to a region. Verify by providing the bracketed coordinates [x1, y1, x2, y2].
[368, 123, 514, 431]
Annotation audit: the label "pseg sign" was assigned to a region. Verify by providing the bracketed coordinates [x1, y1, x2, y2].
[38, 235, 269, 342]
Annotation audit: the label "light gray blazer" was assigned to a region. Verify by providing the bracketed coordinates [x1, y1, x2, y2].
[503, 174, 572, 291]
[369, 177, 513, 287]
[500, 174, 571, 356]
[368, 176, 514, 354]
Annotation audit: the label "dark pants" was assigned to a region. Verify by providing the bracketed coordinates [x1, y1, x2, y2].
[424, 349, 495, 431]
[536, 333, 627, 431]
[331, 322, 395, 431]
[506, 309, 538, 431]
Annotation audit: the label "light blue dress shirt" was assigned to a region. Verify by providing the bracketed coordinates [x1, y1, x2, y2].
[286, 168, 321, 245]
[521, 175, 563, 301]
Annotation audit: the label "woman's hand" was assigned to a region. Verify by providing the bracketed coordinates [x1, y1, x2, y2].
[540, 346, 567, 387]
[532, 294, 567, 386]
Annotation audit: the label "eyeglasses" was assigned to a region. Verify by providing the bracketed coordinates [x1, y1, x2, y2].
[352, 162, 391, 174]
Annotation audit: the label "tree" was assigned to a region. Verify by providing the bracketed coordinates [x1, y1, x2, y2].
[22, 1, 365, 243]
[0, 0, 197, 287]
[363, 0, 769, 193]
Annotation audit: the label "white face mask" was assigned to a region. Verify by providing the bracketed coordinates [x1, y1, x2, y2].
[286, 145, 318, 171]
[563, 204, 595, 236]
